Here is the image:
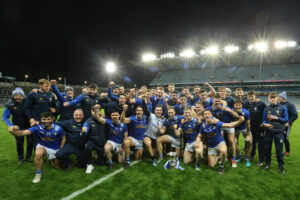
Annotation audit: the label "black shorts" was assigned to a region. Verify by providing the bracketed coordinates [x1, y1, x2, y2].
[145, 136, 157, 148]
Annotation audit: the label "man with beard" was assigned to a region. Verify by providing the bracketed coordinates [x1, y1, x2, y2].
[8, 112, 66, 183]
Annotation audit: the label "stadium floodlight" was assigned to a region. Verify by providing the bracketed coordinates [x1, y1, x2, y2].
[201, 46, 219, 56]
[105, 62, 116, 73]
[179, 49, 195, 58]
[84, 81, 87, 84]
[206, 46, 219, 55]
[160, 52, 175, 59]
[58, 77, 62, 81]
[142, 53, 157, 62]
[24, 74, 29, 78]
[224, 45, 239, 54]
[287, 41, 297, 47]
[249, 42, 268, 52]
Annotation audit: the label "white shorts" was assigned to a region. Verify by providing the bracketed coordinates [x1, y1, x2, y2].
[235, 129, 251, 137]
[208, 141, 225, 155]
[167, 135, 181, 149]
[36, 144, 58, 160]
[221, 127, 235, 134]
[107, 140, 122, 153]
[129, 136, 143, 150]
[184, 142, 195, 152]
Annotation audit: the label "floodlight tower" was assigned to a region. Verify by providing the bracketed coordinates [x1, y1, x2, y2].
[105, 62, 116, 82]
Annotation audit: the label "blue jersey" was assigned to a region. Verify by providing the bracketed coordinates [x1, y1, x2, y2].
[180, 117, 199, 143]
[106, 119, 128, 144]
[29, 124, 65, 150]
[200, 121, 224, 148]
[234, 108, 250, 131]
[195, 98, 213, 108]
[128, 115, 148, 140]
[163, 115, 184, 138]
[174, 103, 192, 115]
[207, 106, 233, 123]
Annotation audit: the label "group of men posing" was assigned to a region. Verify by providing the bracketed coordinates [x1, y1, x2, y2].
[2, 79, 298, 183]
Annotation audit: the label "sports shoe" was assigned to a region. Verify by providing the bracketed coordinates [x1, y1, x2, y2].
[107, 163, 113, 170]
[25, 158, 33, 162]
[123, 162, 130, 169]
[232, 160, 237, 168]
[152, 160, 158, 167]
[32, 174, 41, 183]
[262, 165, 270, 170]
[86, 164, 94, 174]
[279, 168, 285, 174]
[256, 162, 263, 167]
[236, 155, 243, 163]
[18, 159, 24, 164]
[246, 161, 251, 167]
[157, 157, 163, 163]
[195, 164, 200, 171]
[284, 152, 289, 156]
[218, 167, 224, 175]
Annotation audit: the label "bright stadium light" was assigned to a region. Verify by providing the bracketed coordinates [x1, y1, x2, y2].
[24, 74, 29, 79]
[142, 53, 157, 62]
[274, 41, 287, 49]
[105, 62, 116, 73]
[179, 49, 195, 58]
[201, 46, 219, 56]
[160, 52, 175, 59]
[206, 46, 219, 55]
[249, 42, 268, 52]
[224, 45, 239, 54]
[287, 40, 297, 47]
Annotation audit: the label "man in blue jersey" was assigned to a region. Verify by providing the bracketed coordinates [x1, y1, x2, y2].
[24, 79, 57, 127]
[50, 80, 81, 121]
[88, 105, 128, 170]
[173, 95, 192, 115]
[121, 104, 148, 161]
[107, 81, 120, 102]
[262, 92, 289, 174]
[207, 94, 240, 168]
[2, 87, 34, 163]
[233, 99, 252, 167]
[63, 83, 100, 120]
[198, 89, 214, 108]
[8, 112, 66, 183]
[175, 108, 203, 170]
[199, 109, 244, 174]
[157, 107, 184, 162]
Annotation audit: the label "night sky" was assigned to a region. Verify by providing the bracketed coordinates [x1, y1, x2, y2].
[1, 0, 300, 86]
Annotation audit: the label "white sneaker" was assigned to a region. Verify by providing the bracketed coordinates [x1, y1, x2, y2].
[86, 164, 94, 174]
[32, 174, 41, 183]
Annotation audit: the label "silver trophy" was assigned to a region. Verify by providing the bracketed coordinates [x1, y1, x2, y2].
[167, 152, 177, 169]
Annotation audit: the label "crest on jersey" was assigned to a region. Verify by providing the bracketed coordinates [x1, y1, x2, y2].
[254, 107, 257, 111]
[49, 97, 52, 101]
[55, 125, 59, 131]
[72, 125, 77, 128]
[86, 99, 89, 102]
[277, 110, 280, 114]
[53, 132, 58, 136]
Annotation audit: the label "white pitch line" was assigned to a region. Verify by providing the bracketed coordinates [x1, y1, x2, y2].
[61, 161, 140, 200]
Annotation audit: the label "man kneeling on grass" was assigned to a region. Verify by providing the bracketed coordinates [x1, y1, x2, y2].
[8, 112, 66, 183]
[199, 109, 244, 175]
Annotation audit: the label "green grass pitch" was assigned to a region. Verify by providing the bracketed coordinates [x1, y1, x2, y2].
[0, 108, 299, 200]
